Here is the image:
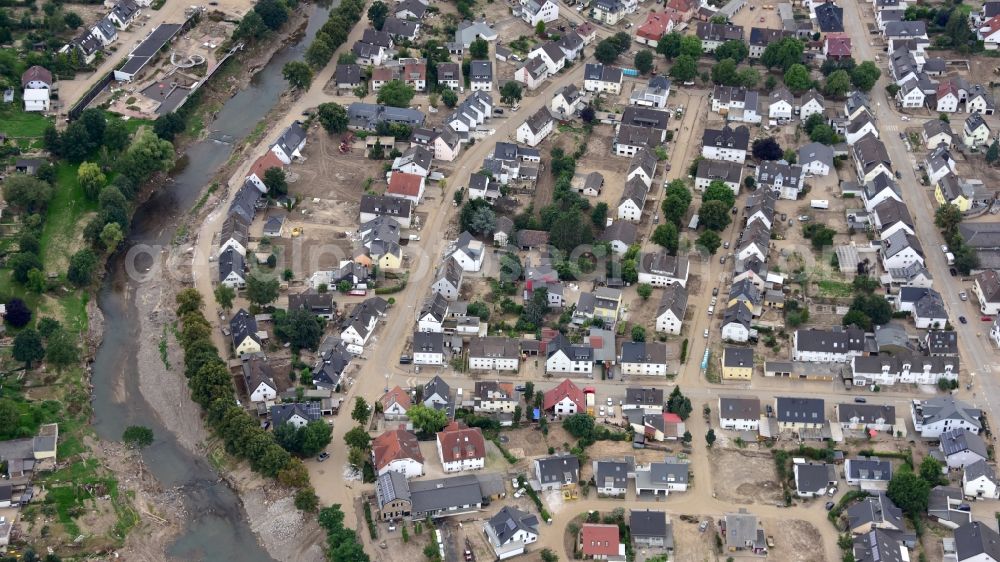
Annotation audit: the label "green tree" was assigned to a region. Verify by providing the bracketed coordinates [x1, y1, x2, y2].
[679, 35, 703, 58]
[669, 55, 698, 82]
[153, 112, 186, 142]
[64, 11, 83, 28]
[540, 548, 559, 562]
[887, 466, 931, 515]
[298, 420, 333, 456]
[306, 35, 335, 69]
[703, 180, 736, 209]
[631, 325, 646, 342]
[175, 288, 204, 315]
[459, 199, 496, 234]
[635, 49, 654, 74]
[715, 40, 748, 63]
[919, 456, 945, 486]
[637, 283, 653, 300]
[469, 38, 489, 59]
[407, 404, 448, 435]
[352, 397, 372, 424]
[246, 275, 280, 307]
[377, 80, 416, 107]
[699, 200, 731, 231]
[697, 230, 722, 254]
[67, 249, 97, 287]
[275, 308, 323, 350]
[295, 488, 320, 512]
[234, 10, 268, 40]
[563, 413, 596, 438]
[657, 32, 682, 59]
[851, 61, 881, 92]
[736, 67, 760, 88]
[264, 167, 288, 195]
[595, 40, 619, 64]
[934, 204, 963, 235]
[3, 175, 54, 212]
[651, 223, 679, 254]
[535, 20, 546, 36]
[667, 386, 693, 420]
[809, 124, 839, 145]
[661, 180, 692, 225]
[823, 69, 851, 98]
[783, 64, 812, 92]
[705, 428, 717, 447]
[500, 81, 523, 105]
[442, 89, 458, 108]
[761, 37, 803, 71]
[122, 425, 154, 448]
[254, 0, 289, 30]
[988, 140, 1000, 164]
[78, 161, 107, 200]
[317, 102, 349, 134]
[118, 129, 175, 183]
[100, 222, 124, 250]
[13, 328, 45, 368]
[344, 425, 372, 449]
[367, 0, 388, 29]
[711, 58, 739, 86]
[591, 202, 609, 229]
[214, 284, 236, 311]
[283, 61, 313, 89]
[45, 329, 79, 371]
[752, 137, 783, 161]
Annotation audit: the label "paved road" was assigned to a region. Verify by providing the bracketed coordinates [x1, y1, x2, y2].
[838, 0, 1000, 420]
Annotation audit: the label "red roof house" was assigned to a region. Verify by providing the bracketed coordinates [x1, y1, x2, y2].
[436, 421, 486, 472]
[580, 524, 625, 559]
[386, 171, 426, 204]
[636, 10, 681, 46]
[372, 427, 424, 475]
[824, 33, 852, 59]
[21, 65, 53, 88]
[666, 0, 695, 14]
[247, 151, 285, 192]
[543, 378, 586, 413]
[380, 386, 412, 419]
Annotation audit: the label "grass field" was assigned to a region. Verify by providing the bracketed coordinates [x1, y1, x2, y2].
[816, 279, 854, 298]
[39, 162, 98, 273]
[0, 105, 52, 138]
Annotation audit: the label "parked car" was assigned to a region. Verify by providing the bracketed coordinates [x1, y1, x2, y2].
[960, 291, 968, 301]
[317, 452, 330, 462]
[950, 267, 958, 277]
[854, 397, 867, 403]
[703, 328, 709, 338]
[723, 241, 730, 249]
[712, 287, 719, 296]
[983, 316, 993, 322]
[825, 501, 835, 511]
[895, 171, 902, 179]
[959, 316, 968, 324]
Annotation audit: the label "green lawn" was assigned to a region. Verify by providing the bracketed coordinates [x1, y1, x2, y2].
[817, 279, 854, 297]
[0, 105, 53, 138]
[116, 114, 153, 135]
[39, 162, 97, 272]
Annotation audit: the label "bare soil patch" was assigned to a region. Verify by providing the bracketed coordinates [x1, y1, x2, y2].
[709, 448, 782, 506]
[760, 518, 826, 562]
[666, 516, 718, 562]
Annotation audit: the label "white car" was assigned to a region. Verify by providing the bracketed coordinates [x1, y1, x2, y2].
[607, 397, 613, 406]
[959, 291, 968, 301]
[941, 244, 949, 253]
[704, 328, 709, 338]
[599, 406, 606, 416]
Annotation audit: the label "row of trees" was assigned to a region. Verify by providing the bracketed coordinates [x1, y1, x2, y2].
[935, 203, 980, 275]
[10, 314, 80, 372]
[174, 289, 319, 509]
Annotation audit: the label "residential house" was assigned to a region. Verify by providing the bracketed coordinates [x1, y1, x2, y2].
[798, 142, 834, 176]
[412, 331, 444, 366]
[593, 459, 632, 497]
[580, 523, 626, 561]
[800, 89, 827, 120]
[535, 454, 581, 490]
[437, 63, 461, 90]
[718, 396, 760, 431]
[937, 81, 961, 113]
[623, 387, 664, 414]
[755, 160, 804, 200]
[815, 1, 844, 31]
[629, 510, 673, 550]
[381, 386, 412, 420]
[551, 84, 584, 115]
[695, 159, 743, 193]
[334, 63, 362, 90]
[940, 428, 989, 469]
[516, 107, 555, 147]
[386, 171, 426, 204]
[515, 57, 549, 91]
[544, 378, 585, 416]
[964, 113, 991, 148]
[775, 397, 826, 430]
[395, 0, 427, 19]
[896, 286, 947, 329]
[702, 124, 750, 163]
[591, 0, 628, 25]
[912, 396, 982, 438]
[620, 341, 667, 377]
[837, 403, 897, 433]
[846, 112, 880, 145]
[928, 486, 972, 529]
[347, 103, 426, 131]
[881, 230, 925, 272]
[824, 33, 852, 59]
[923, 119, 954, 150]
[219, 214, 250, 257]
[853, 530, 909, 562]
[230, 309, 261, 357]
[724, 509, 767, 554]
[270, 121, 307, 164]
[469, 337, 520, 371]
[853, 134, 893, 183]
[721, 347, 754, 380]
[794, 462, 837, 497]
[974, 270, 1000, 315]
[749, 27, 793, 58]
[520, 0, 559, 25]
[655, 284, 688, 335]
[469, 60, 493, 91]
[242, 356, 278, 403]
[584, 63, 623, 94]
[372, 428, 424, 477]
[846, 493, 905, 534]
[392, 146, 433, 178]
[270, 402, 320, 429]
[108, 0, 139, 29]
[636, 10, 680, 47]
[545, 333, 595, 375]
[431, 257, 463, 301]
[896, 78, 925, 109]
[968, 84, 996, 114]
[926, 331, 958, 357]
[453, 19, 498, 49]
[862, 174, 902, 211]
[768, 87, 794, 121]
[720, 302, 753, 342]
[617, 176, 649, 222]
[288, 291, 335, 320]
[846, 457, 893, 491]
[963, 460, 1000, 499]
[527, 41, 566, 75]
[793, 327, 865, 362]
[735, 221, 770, 263]
[383, 17, 420, 41]
[696, 22, 744, 52]
[629, 76, 672, 109]
[484, 506, 539, 560]
[873, 198, 914, 240]
[437, 422, 486, 472]
[954, 521, 1000, 560]
[360, 194, 413, 229]
[633, 459, 688, 495]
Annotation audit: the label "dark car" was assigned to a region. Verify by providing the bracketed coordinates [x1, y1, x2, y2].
[317, 452, 330, 462]
[895, 171, 902, 179]
[959, 316, 968, 324]
[825, 501, 835, 511]
[712, 287, 719, 296]
[399, 355, 412, 364]
[950, 267, 958, 277]
[854, 397, 867, 403]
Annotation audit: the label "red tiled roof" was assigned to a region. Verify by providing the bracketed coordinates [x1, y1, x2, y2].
[825, 34, 852, 57]
[372, 67, 394, 81]
[543, 378, 585, 411]
[667, 0, 695, 12]
[387, 172, 424, 197]
[576, 22, 596, 38]
[637, 10, 679, 41]
[662, 412, 682, 423]
[372, 428, 424, 470]
[404, 62, 427, 81]
[937, 80, 959, 99]
[381, 385, 412, 411]
[982, 14, 1000, 35]
[249, 151, 284, 180]
[21, 65, 52, 88]
[437, 421, 486, 461]
[581, 524, 622, 557]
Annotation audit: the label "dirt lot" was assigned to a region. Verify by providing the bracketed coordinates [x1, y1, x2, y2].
[293, 129, 385, 227]
[571, 125, 632, 210]
[709, 448, 783, 506]
[667, 516, 719, 562]
[759, 518, 825, 562]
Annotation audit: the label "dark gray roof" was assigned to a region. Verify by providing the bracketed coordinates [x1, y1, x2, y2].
[621, 341, 666, 365]
[409, 474, 485, 514]
[749, 26, 792, 46]
[625, 388, 663, 406]
[522, 107, 554, 135]
[853, 529, 906, 562]
[594, 459, 631, 489]
[847, 493, 904, 532]
[955, 521, 1000, 562]
[228, 182, 261, 223]
[926, 330, 958, 354]
[815, 2, 844, 31]
[884, 20, 926, 37]
[376, 470, 411, 509]
[723, 346, 753, 368]
[470, 60, 492, 81]
[360, 194, 412, 219]
[548, 333, 594, 361]
[847, 457, 892, 481]
[960, 222, 1000, 249]
[798, 142, 834, 167]
[941, 428, 988, 459]
[697, 159, 743, 184]
[916, 396, 981, 430]
[413, 330, 444, 354]
[383, 17, 419, 38]
[335, 64, 362, 85]
[435, 257, 463, 289]
[312, 341, 351, 388]
[838, 403, 896, 424]
[795, 327, 865, 353]
[229, 309, 257, 350]
[629, 510, 668, 538]
[488, 506, 539, 544]
[275, 121, 307, 157]
[656, 284, 688, 321]
[696, 22, 744, 41]
[424, 375, 451, 401]
[220, 214, 250, 247]
[719, 396, 760, 420]
[703, 124, 750, 150]
[219, 247, 245, 284]
[795, 463, 836, 494]
[617, 124, 662, 150]
[536, 454, 580, 485]
[396, 0, 427, 17]
[776, 397, 825, 423]
[965, 459, 998, 484]
[621, 106, 670, 130]
[584, 63, 622, 83]
[270, 402, 321, 426]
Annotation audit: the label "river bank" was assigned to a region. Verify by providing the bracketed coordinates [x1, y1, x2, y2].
[78, 4, 331, 560]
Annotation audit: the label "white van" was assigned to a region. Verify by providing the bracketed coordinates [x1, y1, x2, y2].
[707, 305, 715, 316]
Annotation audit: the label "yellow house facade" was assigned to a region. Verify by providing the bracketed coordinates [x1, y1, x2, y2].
[934, 174, 971, 212]
[721, 347, 754, 380]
